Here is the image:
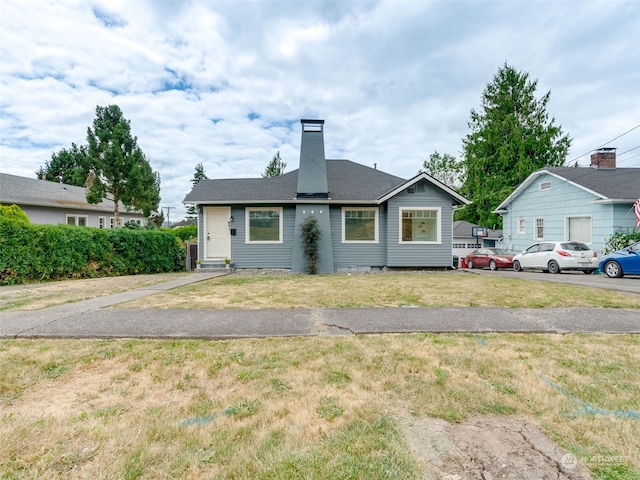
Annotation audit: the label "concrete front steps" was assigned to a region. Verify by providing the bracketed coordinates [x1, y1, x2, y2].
[196, 262, 235, 273]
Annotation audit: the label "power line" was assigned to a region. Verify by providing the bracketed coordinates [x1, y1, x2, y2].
[617, 145, 639, 156]
[568, 124, 640, 164]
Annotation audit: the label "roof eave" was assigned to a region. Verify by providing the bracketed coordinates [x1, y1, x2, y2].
[376, 172, 470, 205]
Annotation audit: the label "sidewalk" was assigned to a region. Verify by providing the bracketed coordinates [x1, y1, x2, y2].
[1, 272, 639, 339]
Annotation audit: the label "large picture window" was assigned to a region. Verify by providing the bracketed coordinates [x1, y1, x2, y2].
[400, 208, 440, 243]
[246, 207, 282, 243]
[343, 207, 378, 243]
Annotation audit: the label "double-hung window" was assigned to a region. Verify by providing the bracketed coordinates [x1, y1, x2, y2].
[517, 218, 525, 234]
[400, 208, 441, 243]
[342, 207, 378, 243]
[534, 218, 544, 240]
[246, 207, 283, 243]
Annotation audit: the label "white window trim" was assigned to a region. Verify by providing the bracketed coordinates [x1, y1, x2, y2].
[66, 214, 88, 226]
[342, 207, 379, 243]
[109, 217, 116, 229]
[98, 216, 106, 229]
[399, 207, 441, 245]
[517, 217, 525, 235]
[534, 218, 544, 240]
[539, 181, 551, 191]
[245, 207, 284, 244]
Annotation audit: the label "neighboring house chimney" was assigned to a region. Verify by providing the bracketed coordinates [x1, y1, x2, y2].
[590, 148, 616, 169]
[296, 119, 329, 198]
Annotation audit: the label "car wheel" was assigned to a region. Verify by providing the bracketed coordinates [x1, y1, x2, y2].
[489, 260, 497, 271]
[548, 260, 560, 274]
[513, 260, 522, 272]
[604, 260, 623, 278]
[467, 259, 473, 269]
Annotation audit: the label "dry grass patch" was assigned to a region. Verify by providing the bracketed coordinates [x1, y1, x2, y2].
[0, 273, 190, 311]
[117, 272, 640, 310]
[1, 334, 638, 479]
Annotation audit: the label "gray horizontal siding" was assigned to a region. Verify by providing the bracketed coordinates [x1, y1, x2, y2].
[230, 205, 294, 269]
[331, 205, 387, 269]
[386, 183, 453, 267]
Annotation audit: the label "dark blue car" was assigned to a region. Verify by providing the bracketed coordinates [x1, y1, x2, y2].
[599, 241, 640, 278]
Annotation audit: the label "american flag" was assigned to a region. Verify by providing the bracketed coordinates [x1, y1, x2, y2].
[635, 199, 640, 227]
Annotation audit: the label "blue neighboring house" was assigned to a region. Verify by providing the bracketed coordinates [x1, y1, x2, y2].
[183, 119, 470, 273]
[494, 148, 640, 255]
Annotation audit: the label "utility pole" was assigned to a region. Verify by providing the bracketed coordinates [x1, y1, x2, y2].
[164, 206, 175, 227]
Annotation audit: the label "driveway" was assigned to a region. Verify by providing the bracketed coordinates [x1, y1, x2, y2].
[465, 268, 640, 295]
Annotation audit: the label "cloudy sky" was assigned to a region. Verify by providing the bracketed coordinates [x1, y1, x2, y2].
[1, 0, 639, 221]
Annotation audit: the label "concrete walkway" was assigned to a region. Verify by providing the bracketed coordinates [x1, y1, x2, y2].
[1, 271, 639, 339]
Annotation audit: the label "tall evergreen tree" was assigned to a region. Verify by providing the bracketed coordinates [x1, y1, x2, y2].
[262, 151, 286, 178]
[459, 63, 571, 227]
[186, 163, 208, 218]
[85, 105, 161, 227]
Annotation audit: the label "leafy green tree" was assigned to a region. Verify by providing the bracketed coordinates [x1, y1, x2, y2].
[420, 151, 464, 189]
[85, 105, 161, 227]
[459, 63, 571, 227]
[262, 151, 286, 178]
[36, 143, 90, 186]
[186, 163, 208, 218]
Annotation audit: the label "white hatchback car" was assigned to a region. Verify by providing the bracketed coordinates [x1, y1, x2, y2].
[513, 241, 599, 274]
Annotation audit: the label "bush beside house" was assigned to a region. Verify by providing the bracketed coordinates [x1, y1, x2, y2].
[0, 217, 186, 285]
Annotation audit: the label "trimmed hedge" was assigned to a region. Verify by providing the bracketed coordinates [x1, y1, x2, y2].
[168, 225, 197, 242]
[0, 218, 186, 285]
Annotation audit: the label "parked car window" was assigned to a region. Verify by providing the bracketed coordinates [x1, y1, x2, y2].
[561, 242, 590, 251]
[525, 244, 540, 254]
[539, 243, 555, 252]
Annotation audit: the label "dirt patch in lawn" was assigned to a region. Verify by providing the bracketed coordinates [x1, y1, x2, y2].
[398, 413, 592, 479]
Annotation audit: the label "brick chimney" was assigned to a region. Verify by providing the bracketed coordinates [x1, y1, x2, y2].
[590, 148, 616, 169]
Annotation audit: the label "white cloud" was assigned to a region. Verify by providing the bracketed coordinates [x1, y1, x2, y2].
[1, 0, 639, 220]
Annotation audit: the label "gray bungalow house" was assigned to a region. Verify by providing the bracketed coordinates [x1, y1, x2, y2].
[0, 172, 148, 228]
[183, 119, 470, 273]
[494, 149, 640, 255]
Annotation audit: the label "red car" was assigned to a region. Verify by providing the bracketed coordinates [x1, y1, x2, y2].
[465, 248, 514, 270]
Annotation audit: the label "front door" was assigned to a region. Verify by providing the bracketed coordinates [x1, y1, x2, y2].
[205, 207, 230, 259]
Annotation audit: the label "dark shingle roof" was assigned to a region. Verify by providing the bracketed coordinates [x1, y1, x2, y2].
[496, 166, 640, 211]
[184, 160, 406, 204]
[544, 167, 640, 200]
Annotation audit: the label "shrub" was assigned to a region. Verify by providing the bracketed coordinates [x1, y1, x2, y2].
[603, 230, 640, 254]
[0, 204, 29, 223]
[300, 216, 321, 274]
[0, 218, 186, 285]
[170, 225, 197, 242]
